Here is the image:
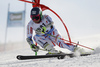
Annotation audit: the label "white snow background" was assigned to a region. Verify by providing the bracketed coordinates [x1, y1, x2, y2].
[0, 34, 100, 67]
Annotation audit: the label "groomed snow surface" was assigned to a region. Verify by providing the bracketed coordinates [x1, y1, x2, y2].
[0, 34, 100, 67]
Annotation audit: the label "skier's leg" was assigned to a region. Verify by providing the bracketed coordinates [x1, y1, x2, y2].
[49, 29, 75, 52]
[33, 35, 59, 54]
[57, 38, 74, 51]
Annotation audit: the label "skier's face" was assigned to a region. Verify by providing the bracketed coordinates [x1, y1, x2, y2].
[33, 18, 40, 23]
[31, 14, 41, 23]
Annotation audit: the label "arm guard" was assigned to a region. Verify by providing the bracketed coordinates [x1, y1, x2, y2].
[26, 37, 34, 45]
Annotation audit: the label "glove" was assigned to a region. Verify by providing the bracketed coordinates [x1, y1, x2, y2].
[30, 44, 39, 52]
[35, 27, 46, 34]
[41, 27, 46, 34]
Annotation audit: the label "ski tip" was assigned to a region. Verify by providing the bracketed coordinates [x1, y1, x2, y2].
[17, 55, 22, 60]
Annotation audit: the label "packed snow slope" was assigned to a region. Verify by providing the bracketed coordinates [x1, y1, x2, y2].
[0, 34, 100, 67]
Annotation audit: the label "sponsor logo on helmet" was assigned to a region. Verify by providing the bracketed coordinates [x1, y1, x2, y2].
[32, 11, 36, 14]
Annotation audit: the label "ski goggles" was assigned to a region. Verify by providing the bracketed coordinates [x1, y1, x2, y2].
[31, 14, 40, 21]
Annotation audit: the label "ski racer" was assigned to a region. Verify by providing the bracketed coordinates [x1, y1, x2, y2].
[26, 7, 77, 54]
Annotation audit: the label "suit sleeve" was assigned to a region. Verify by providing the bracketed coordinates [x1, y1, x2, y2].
[45, 15, 53, 23]
[27, 23, 33, 39]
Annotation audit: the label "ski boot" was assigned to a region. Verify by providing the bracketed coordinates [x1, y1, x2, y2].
[43, 43, 64, 55]
[73, 41, 80, 52]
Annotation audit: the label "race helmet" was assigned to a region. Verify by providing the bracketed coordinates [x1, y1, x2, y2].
[30, 7, 42, 21]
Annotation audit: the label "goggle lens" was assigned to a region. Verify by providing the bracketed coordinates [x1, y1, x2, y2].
[31, 15, 40, 21]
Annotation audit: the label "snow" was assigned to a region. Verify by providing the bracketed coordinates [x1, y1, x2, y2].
[0, 34, 100, 67]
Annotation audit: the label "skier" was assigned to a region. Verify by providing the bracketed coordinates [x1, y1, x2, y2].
[26, 7, 76, 54]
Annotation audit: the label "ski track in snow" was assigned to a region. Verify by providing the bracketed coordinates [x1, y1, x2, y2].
[0, 47, 100, 67]
[0, 35, 100, 67]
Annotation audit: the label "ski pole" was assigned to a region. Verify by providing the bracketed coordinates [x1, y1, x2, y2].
[35, 42, 38, 56]
[45, 33, 94, 50]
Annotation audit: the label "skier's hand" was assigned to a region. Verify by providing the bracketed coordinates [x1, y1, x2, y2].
[35, 27, 46, 34]
[31, 44, 39, 52]
[41, 27, 46, 34]
[35, 28, 42, 34]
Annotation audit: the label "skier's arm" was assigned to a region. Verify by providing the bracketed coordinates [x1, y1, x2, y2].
[45, 22, 54, 28]
[26, 24, 39, 52]
[26, 37, 39, 52]
[35, 21, 54, 34]
[45, 15, 54, 28]
[35, 15, 54, 34]
[26, 23, 33, 45]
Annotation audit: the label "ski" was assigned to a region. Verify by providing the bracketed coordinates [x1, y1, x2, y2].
[17, 53, 91, 60]
[17, 54, 69, 60]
